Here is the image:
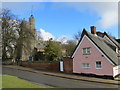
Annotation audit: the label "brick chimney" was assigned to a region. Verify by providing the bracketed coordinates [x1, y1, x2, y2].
[91, 26, 96, 35]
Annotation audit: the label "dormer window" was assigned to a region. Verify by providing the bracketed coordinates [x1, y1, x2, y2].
[83, 47, 91, 55]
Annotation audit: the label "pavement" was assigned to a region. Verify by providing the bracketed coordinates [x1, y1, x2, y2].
[2, 65, 119, 85]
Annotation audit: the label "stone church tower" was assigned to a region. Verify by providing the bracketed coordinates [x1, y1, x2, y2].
[16, 15, 36, 61]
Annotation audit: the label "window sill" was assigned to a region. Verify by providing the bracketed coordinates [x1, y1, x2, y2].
[96, 68, 102, 69]
[82, 67, 90, 69]
[83, 53, 91, 55]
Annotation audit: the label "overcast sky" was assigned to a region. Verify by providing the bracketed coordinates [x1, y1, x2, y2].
[2, 1, 118, 41]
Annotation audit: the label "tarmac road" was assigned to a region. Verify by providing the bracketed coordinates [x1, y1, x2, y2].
[2, 67, 119, 88]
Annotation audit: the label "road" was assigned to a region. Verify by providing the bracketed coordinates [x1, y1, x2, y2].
[2, 67, 119, 88]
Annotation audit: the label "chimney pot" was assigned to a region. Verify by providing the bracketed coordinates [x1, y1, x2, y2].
[91, 26, 96, 35]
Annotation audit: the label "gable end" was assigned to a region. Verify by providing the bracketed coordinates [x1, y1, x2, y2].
[72, 35, 116, 65]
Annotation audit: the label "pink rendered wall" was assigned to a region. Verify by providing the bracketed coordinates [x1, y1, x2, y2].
[73, 36, 113, 76]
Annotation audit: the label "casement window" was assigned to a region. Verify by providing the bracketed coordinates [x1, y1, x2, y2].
[96, 61, 102, 69]
[82, 63, 90, 68]
[83, 47, 91, 54]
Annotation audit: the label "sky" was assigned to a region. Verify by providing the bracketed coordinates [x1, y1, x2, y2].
[2, 2, 119, 41]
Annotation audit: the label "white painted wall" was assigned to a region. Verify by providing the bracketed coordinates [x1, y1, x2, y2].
[113, 65, 120, 77]
[60, 61, 64, 72]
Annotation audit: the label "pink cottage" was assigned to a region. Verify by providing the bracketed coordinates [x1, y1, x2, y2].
[72, 26, 120, 77]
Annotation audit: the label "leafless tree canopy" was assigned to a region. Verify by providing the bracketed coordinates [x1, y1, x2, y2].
[74, 31, 82, 42]
[1, 9, 36, 61]
[1, 9, 21, 60]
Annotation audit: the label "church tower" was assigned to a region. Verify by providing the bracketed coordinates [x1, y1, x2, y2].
[15, 15, 37, 61]
[29, 15, 35, 29]
[29, 14, 36, 58]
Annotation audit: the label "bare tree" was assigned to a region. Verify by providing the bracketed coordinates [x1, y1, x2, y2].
[1, 9, 37, 63]
[74, 31, 82, 42]
[62, 40, 76, 57]
[1, 9, 21, 61]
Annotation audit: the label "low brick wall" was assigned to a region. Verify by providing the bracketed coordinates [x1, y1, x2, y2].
[63, 57, 73, 73]
[20, 61, 60, 71]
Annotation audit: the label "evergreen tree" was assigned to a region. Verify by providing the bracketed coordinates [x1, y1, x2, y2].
[44, 38, 62, 61]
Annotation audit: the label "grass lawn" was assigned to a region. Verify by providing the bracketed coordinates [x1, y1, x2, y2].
[2, 75, 52, 88]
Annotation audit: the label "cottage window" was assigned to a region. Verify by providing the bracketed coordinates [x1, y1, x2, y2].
[83, 48, 91, 54]
[96, 61, 102, 69]
[82, 63, 90, 68]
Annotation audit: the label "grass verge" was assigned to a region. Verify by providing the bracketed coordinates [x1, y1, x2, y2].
[2, 75, 52, 88]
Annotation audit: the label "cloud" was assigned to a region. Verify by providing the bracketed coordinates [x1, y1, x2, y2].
[53, 2, 118, 29]
[38, 28, 55, 41]
[97, 11, 118, 29]
[85, 3, 118, 29]
[37, 28, 68, 44]
[56, 35, 68, 44]
[88, 2, 118, 29]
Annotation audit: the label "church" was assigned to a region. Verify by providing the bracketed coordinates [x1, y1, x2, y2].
[15, 15, 37, 61]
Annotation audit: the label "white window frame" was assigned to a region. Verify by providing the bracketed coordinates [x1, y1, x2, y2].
[82, 47, 91, 55]
[82, 63, 90, 69]
[96, 61, 102, 69]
